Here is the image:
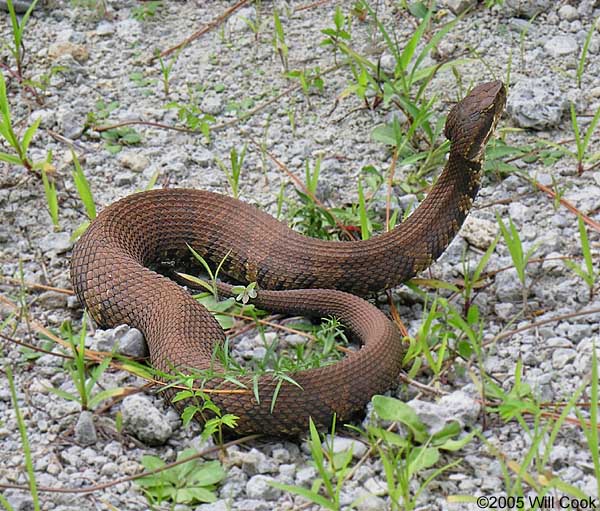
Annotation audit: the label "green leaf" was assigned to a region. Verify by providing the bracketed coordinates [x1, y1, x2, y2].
[177, 272, 214, 293]
[140, 454, 165, 471]
[268, 481, 337, 510]
[0, 152, 23, 165]
[46, 386, 78, 403]
[583, 105, 600, 160]
[105, 144, 122, 154]
[437, 429, 477, 452]
[71, 150, 96, 219]
[172, 390, 195, 402]
[179, 486, 217, 503]
[21, 116, 41, 153]
[189, 460, 226, 486]
[407, 446, 439, 476]
[372, 395, 428, 443]
[430, 420, 461, 444]
[70, 220, 90, 242]
[398, 8, 432, 72]
[371, 124, 399, 145]
[181, 405, 199, 427]
[87, 387, 125, 409]
[357, 178, 370, 240]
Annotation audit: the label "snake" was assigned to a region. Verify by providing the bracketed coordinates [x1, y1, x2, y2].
[71, 81, 506, 437]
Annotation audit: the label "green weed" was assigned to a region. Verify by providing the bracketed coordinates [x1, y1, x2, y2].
[462, 356, 597, 504]
[577, 346, 599, 497]
[165, 91, 214, 142]
[497, 214, 538, 311]
[135, 448, 226, 505]
[179, 246, 231, 301]
[270, 417, 355, 510]
[564, 216, 597, 300]
[46, 319, 123, 411]
[272, 9, 288, 72]
[86, 99, 119, 129]
[100, 126, 142, 154]
[3, 0, 39, 77]
[71, 150, 97, 220]
[6, 364, 40, 511]
[576, 17, 598, 87]
[460, 236, 499, 315]
[538, 103, 600, 175]
[570, 103, 600, 175]
[0, 72, 44, 172]
[41, 164, 59, 228]
[155, 47, 181, 96]
[321, 5, 352, 65]
[70, 150, 97, 240]
[325, 2, 462, 143]
[403, 296, 485, 381]
[173, 380, 239, 446]
[286, 66, 324, 107]
[215, 144, 247, 199]
[365, 395, 473, 511]
[131, 0, 163, 21]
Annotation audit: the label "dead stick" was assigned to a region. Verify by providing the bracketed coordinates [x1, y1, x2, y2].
[160, 0, 251, 58]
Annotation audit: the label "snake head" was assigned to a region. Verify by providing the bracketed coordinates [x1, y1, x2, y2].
[445, 80, 507, 162]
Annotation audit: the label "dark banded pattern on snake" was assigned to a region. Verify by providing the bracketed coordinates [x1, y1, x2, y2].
[71, 81, 506, 436]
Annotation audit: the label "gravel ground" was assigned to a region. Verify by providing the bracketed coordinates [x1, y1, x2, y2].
[1, 1, 600, 510]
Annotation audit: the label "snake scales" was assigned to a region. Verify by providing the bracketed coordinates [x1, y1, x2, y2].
[71, 81, 506, 436]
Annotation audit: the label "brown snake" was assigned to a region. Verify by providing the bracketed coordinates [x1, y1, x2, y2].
[71, 81, 506, 436]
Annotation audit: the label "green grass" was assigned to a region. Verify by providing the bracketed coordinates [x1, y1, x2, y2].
[3, 0, 39, 77]
[215, 144, 247, 199]
[272, 9, 289, 71]
[46, 319, 123, 411]
[270, 417, 354, 510]
[0, 72, 42, 172]
[497, 214, 538, 312]
[576, 17, 598, 87]
[564, 216, 597, 300]
[6, 364, 40, 511]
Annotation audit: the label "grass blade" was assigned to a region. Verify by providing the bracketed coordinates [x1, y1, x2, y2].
[577, 18, 597, 87]
[6, 365, 40, 510]
[41, 168, 59, 228]
[71, 150, 96, 219]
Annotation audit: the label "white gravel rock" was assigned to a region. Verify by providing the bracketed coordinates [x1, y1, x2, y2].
[439, 391, 481, 427]
[245, 474, 281, 500]
[323, 435, 368, 458]
[544, 35, 579, 57]
[506, 77, 568, 129]
[74, 410, 97, 446]
[121, 394, 172, 445]
[504, 0, 551, 17]
[461, 216, 498, 250]
[227, 6, 257, 32]
[119, 151, 149, 173]
[295, 465, 317, 486]
[355, 488, 388, 511]
[90, 325, 148, 358]
[557, 4, 579, 21]
[438, 0, 477, 15]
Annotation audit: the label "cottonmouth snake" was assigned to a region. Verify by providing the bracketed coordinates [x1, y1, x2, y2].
[71, 81, 506, 436]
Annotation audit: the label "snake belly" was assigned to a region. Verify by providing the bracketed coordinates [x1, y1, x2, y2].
[70, 81, 506, 436]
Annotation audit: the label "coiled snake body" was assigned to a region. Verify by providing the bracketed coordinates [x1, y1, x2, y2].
[71, 81, 506, 436]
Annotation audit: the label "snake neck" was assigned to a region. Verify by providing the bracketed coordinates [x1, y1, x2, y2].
[379, 152, 482, 279]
